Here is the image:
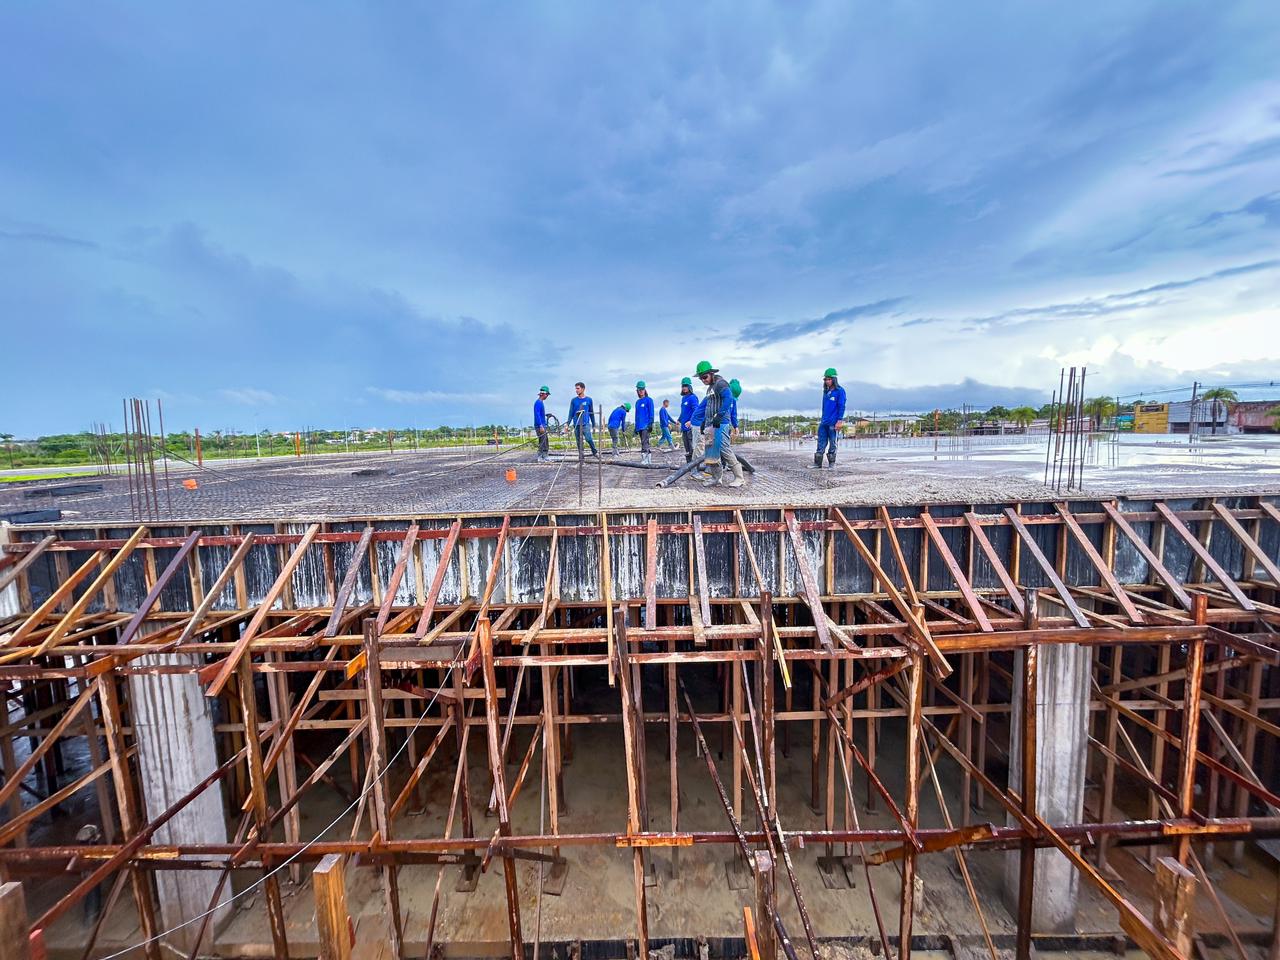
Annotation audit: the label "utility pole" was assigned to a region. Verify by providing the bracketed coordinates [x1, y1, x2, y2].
[1188, 381, 1199, 444]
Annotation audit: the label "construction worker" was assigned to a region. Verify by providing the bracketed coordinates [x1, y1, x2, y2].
[812, 367, 846, 468]
[533, 386, 551, 462]
[728, 379, 741, 435]
[695, 360, 743, 487]
[564, 381, 598, 458]
[678, 376, 698, 462]
[608, 402, 631, 455]
[634, 381, 655, 465]
[657, 399, 677, 450]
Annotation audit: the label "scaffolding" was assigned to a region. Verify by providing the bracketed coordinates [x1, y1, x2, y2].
[0, 496, 1277, 959]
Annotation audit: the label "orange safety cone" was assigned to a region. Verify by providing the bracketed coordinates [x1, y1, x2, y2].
[182, 478, 199, 490]
[505, 468, 517, 484]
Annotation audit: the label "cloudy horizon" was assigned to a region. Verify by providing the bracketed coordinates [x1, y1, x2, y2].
[2, 3, 1278, 436]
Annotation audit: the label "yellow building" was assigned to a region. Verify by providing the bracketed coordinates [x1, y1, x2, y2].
[1133, 402, 1169, 434]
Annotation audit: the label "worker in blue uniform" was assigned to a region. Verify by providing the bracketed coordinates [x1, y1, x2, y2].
[564, 381, 598, 458]
[634, 381, 655, 465]
[677, 377, 698, 463]
[533, 385, 550, 462]
[694, 360, 743, 487]
[657, 400, 677, 450]
[812, 367, 846, 468]
[608, 402, 631, 455]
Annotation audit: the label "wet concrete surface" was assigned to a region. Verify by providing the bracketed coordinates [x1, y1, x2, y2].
[1, 435, 1277, 525]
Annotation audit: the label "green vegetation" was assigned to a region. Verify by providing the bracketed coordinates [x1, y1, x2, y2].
[0, 472, 80, 483]
[1201, 387, 1238, 404]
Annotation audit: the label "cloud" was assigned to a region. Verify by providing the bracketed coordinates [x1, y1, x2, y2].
[219, 388, 281, 406]
[0, 227, 98, 250]
[1197, 193, 1280, 230]
[738, 298, 907, 346]
[366, 387, 504, 404]
[743, 378, 1049, 416]
[1163, 134, 1280, 177]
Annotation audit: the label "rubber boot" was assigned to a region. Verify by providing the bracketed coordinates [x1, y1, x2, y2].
[827, 452, 836, 467]
[726, 459, 745, 488]
[702, 463, 722, 487]
[808, 454, 822, 469]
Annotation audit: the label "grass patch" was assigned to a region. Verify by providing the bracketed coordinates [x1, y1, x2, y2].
[0, 472, 81, 483]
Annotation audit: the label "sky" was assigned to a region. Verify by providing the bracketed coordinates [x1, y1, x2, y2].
[2, 2, 1279, 436]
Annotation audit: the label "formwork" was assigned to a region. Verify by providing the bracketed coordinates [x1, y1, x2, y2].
[0, 495, 1277, 960]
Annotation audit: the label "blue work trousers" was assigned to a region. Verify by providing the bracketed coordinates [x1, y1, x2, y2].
[816, 423, 839, 463]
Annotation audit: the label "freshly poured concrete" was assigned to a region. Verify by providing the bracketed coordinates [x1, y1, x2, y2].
[2, 434, 1277, 523]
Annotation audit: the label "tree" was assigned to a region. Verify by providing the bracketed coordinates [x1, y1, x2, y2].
[1009, 407, 1037, 431]
[0, 433, 12, 469]
[1083, 396, 1116, 431]
[1200, 387, 1238, 434]
[1269, 406, 1280, 431]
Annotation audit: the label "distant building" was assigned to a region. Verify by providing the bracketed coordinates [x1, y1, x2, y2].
[1229, 400, 1280, 434]
[1133, 400, 1229, 434]
[1133, 403, 1169, 433]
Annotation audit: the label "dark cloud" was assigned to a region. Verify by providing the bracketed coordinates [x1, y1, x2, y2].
[738, 297, 907, 347]
[1196, 193, 1280, 230]
[0, 228, 98, 250]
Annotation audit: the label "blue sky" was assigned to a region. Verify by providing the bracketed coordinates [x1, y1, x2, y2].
[2, 2, 1279, 435]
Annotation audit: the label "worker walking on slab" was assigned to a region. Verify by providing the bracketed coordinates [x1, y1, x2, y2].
[811, 367, 846, 468]
[608, 402, 631, 455]
[695, 360, 744, 488]
[678, 376, 698, 463]
[564, 381, 598, 458]
[634, 381, 655, 465]
[657, 399, 677, 450]
[533, 386, 551, 462]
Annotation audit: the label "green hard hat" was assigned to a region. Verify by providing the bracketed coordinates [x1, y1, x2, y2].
[635, 380, 646, 390]
[538, 385, 550, 395]
[623, 402, 632, 411]
[824, 367, 838, 378]
[681, 377, 692, 387]
[729, 378, 742, 398]
[695, 360, 715, 376]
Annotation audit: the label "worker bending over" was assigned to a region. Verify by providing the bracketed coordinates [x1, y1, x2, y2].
[533, 385, 551, 462]
[695, 360, 744, 488]
[564, 382, 598, 458]
[634, 381, 654, 465]
[608, 402, 631, 455]
[812, 367, 846, 468]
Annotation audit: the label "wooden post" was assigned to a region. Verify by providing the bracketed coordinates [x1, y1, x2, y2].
[1176, 595, 1208, 865]
[1015, 589, 1039, 960]
[1153, 857, 1196, 958]
[0, 882, 31, 960]
[614, 606, 651, 957]
[754, 851, 777, 960]
[313, 854, 352, 960]
[480, 618, 524, 960]
[898, 653, 924, 960]
[361, 619, 404, 955]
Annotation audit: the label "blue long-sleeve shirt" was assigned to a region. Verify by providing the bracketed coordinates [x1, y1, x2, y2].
[678, 392, 697, 428]
[567, 395, 594, 428]
[533, 398, 548, 429]
[608, 405, 628, 431]
[704, 376, 733, 427]
[659, 406, 676, 429]
[690, 397, 708, 429]
[634, 395, 654, 432]
[728, 398, 738, 429]
[820, 384, 847, 426]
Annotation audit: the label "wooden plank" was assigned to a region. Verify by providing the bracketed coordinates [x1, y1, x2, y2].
[1212, 503, 1280, 588]
[1004, 508, 1090, 628]
[1054, 504, 1145, 623]
[830, 509, 950, 676]
[326, 526, 374, 639]
[920, 511, 993, 631]
[174, 532, 258, 647]
[313, 854, 352, 960]
[118, 531, 203, 645]
[735, 512, 789, 688]
[0, 535, 55, 595]
[1155, 502, 1254, 611]
[0, 550, 105, 650]
[601, 512, 615, 682]
[1102, 502, 1193, 610]
[413, 520, 461, 640]
[645, 517, 658, 630]
[375, 524, 420, 635]
[200, 523, 321, 696]
[877, 505, 920, 606]
[783, 511, 832, 651]
[963, 512, 1025, 615]
[614, 609, 651, 957]
[0, 882, 31, 960]
[36, 526, 149, 655]
[692, 514, 712, 627]
[362, 620, 404, 953]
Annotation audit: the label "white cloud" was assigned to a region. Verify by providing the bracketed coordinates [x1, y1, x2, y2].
[218, 388, 280, 406]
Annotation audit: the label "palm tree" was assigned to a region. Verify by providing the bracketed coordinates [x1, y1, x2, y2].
[1083, 396, 1116, 431]
[1200, 387, 1238, 435]
[1010, 407, 1037, 433]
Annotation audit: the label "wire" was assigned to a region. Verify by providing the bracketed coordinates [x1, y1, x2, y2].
[100, 452, 568, 958]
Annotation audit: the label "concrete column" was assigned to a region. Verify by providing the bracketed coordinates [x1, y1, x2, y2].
[1004, 641, 1091, 931]
[127, 636, 229, 950]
